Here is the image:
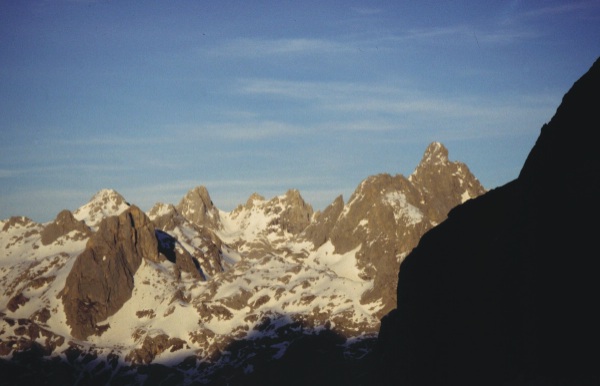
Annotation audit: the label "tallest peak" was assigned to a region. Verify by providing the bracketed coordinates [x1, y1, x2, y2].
[420, 142, 449, 165]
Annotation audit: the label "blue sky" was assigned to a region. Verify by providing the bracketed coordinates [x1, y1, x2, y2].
[1, 1, 599, 222]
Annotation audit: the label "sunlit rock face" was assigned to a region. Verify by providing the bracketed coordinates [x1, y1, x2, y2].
[60, 206, 158, 340]
[375, 57, 600, 385]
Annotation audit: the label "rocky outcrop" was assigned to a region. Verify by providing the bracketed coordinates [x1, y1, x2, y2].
[126, 333, 189, 364]
[375, 57, 600, 385]
[60, 206, 158, 340]
[1, 216, 37, 232]
[6, 293, 29, 312]
[176, 186, 221, 230]
[155, 229, 206, 280]
[40, 210, 91, 245]
[301, 195, 344, 248]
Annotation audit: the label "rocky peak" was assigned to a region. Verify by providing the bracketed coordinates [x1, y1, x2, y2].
[148, 202, 223, 279]
[176, 186, 221, 229]
[409, 142, 486, 223]
[147, 202, 179, 230]
[73, 189, 130, 230]
[265, 189, 314, 235]
[40, 210, 91, 245]
[60, 205, 158, 340]
[230, 193, 265, 217]
[1, 216, 37, 232]
[418, 141, 449, 166]
[245, 193, 265, 209]
[0, 216, 43, 254]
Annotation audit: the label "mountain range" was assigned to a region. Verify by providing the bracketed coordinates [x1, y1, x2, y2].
[0, 141, 485, 384]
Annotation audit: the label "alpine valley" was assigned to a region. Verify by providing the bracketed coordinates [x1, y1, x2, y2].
[0, 142, 485, 385]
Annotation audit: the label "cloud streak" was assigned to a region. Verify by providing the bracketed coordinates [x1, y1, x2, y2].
[211, 37, 355, 58]
[236, 77, 555, 133]
[523, 1, 600, 18]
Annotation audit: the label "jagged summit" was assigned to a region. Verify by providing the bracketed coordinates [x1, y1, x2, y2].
[409, 141, 486, 222]
[417, 141, 449, 166]
[176, 185, 221, 229]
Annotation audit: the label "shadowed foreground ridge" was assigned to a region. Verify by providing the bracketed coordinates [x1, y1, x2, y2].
[375, 57, 600, 385]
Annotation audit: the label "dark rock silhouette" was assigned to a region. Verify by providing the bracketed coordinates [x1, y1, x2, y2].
[375, 57, 600, 385]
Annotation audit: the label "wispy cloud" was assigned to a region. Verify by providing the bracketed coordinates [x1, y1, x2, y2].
[393, 24, 539, 46]
[235, 76, 557, 139]
[237, 78, 476, 117]
[499, 1, 600, 27]
[238, 78, 399, 101]
[211, 37, 354, 57]
[53, 135, 175, 147]
[172, 120, 301, 141]
[0, 163, 138, 178]
[523, 1, 600, 18]
[209, 121, 300, 140]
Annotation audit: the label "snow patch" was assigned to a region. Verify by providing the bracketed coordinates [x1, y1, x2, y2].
[383, 191, 424, 225]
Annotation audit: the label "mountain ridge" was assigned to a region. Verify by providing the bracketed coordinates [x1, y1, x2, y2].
[0, 141, 485, 384]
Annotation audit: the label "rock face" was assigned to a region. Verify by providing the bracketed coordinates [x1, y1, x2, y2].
[60, 206, 158, 340]
[375, 58, 600, 385]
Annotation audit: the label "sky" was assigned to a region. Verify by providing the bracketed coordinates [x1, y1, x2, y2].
[1, 1, 599, 222]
